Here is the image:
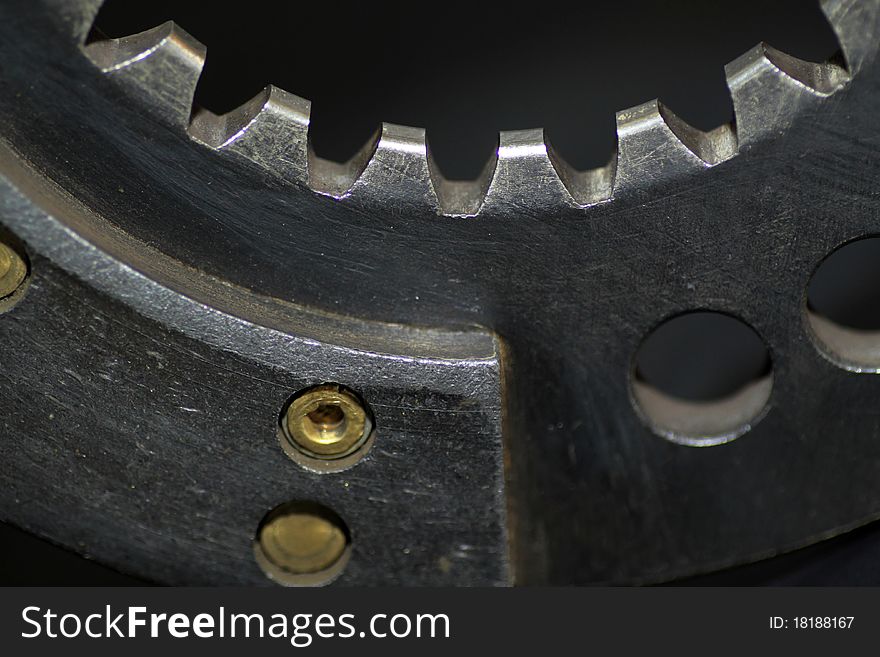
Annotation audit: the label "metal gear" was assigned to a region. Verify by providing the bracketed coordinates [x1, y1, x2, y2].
[0, 0, 879, 585]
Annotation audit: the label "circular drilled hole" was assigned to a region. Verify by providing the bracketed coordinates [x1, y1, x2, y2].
[0, 231, 30, 313]
[253, 501, 351, 587]
[278, 384, 374, 472]
[631, 311, 773, 446]
[807, 236, 880, 371]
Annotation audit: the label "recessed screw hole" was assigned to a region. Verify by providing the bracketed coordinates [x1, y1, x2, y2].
[0, 233, 30, 312]
[254, 501, 351, 587]
[306, 404, 347, 438]
[279, 384, 374, 472]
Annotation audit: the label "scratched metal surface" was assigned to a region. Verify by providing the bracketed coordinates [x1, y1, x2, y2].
[0, 173, 508, 586]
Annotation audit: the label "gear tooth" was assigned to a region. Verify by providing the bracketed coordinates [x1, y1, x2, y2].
[481, 129, 575, 215]
[656, 102, 737, 166]
[308, 127, 380, 198]
[332, 123, 440, 212]
[725, 43, 848, 146]
[188, 88, 271, 148]
[821, 0, 880, 74]
[84, 21, 206, 128]
[760, 44, 850, 93]
[43, 0, 105, 44]
[336, 123, 440, 213]
[546, 137, 616, 208]
[189, 85, 311, 186]
[427, 144, 496, 218]
[615, 100, 726, 194]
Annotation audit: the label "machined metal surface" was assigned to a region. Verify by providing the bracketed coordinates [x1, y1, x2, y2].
[1, 0, 879, 584]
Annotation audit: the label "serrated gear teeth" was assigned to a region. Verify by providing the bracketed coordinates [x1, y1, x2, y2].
[657, 103, 737, 166]
[338, 123, 442, 212]
[546, 138, 615, 208]
[428, 146, 496, 218]
[480, 129, 578, 214]
[615, 100, 733, 194]
[84, 21, 206, 127]
[189, 85, 311, 186]
[307, 128, 379, 199]
[73, 0, 878, 217]
[725, 43, 848, 146]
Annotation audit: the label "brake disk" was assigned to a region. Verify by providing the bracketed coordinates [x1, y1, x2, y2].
[1, 0, 879, 585]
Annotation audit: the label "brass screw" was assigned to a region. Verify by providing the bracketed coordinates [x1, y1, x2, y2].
[283, 384, 371, 459]
[0, 241, 27, 300]
[254, 502, 351, 586]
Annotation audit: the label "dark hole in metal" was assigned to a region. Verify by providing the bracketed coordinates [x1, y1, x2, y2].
[635, 311, 771, 402]
[808, 237, 880, 331]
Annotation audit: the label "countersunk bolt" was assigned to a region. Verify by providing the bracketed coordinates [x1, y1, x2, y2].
[254, 501, 351, 586]
[0, 240, 27, 300]
[282, 384, 372, 460]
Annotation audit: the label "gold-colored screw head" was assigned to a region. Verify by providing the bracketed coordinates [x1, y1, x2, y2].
[254, 502, 351, 586]
[260, 511, 347, 574]
[284, 384, 371, 459]
[0, 241, 27, 300]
